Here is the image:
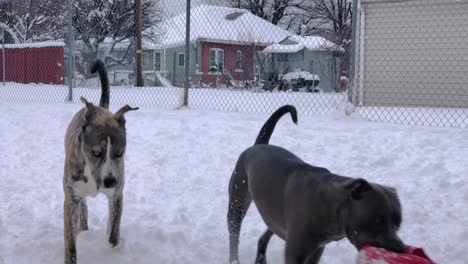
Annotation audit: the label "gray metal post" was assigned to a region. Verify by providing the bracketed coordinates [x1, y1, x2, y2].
[348, 0, 359, 103]
[183, 0, 191, 107]
[66, 0, 74, 102]
[1, 29, 5, 86]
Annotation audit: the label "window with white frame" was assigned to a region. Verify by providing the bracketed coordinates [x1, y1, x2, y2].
[209, 48, 224, 72]
[235, 50, 242, 70]
[178, 52, 185, 67]
[277, 53, 288, 62]
[155, 52, 161, 71]
[143, 51, 151, 66]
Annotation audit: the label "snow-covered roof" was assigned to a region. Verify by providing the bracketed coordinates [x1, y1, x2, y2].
[144, 4, 292, 49]
[263, 35, 343, 53]
[262, 43, 304, 53]
[2, 41, 65, 49]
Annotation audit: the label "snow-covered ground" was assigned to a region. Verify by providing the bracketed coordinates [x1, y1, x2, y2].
[0, 82, 346, 115]
[0, 91, 467, 264]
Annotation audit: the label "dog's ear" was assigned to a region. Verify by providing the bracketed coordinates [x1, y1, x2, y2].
[114, 105, 139, 125]
[386, 186, 398, 194]
[345, 179, 372, 200]
[80, 97, 95, 121]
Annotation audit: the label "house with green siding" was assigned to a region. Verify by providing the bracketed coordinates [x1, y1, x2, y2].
[262, 35, 344, 92]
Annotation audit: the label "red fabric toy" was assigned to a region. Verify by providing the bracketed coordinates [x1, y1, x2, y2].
[357, 244, 436, 264]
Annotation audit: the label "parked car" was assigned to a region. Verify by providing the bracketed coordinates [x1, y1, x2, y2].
[279, 71, 321, 92]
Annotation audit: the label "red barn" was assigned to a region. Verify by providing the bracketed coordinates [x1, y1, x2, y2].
[0, 42, 65, 85]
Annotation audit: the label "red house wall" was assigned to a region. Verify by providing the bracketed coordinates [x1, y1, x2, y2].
[201, 42, 264, 85]
[0, 45, 64, 85]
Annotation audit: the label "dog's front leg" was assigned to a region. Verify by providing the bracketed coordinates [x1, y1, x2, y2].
[79, 199, 88, 232]
[304, 247, 325, 264]
[64, 196, 81, 264]
[108, 193, 123, 247]
[285, 229, 323, 264]
[285, 242, 323, 264]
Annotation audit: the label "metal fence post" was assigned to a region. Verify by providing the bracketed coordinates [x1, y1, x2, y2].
[183, 0, 191, 107]
[66, 0, 74, 102]
[348, 0, 359, 104]
[1, 29, 5, 86]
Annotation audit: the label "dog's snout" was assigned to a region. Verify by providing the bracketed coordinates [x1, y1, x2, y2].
[390, 239, 406, 253]
[103, 177, 117, 188]
[374, 237, 406, 253]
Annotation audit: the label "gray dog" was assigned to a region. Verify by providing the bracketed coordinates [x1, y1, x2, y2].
[62, 60, 138, 264]
[227, 105, 405, 264]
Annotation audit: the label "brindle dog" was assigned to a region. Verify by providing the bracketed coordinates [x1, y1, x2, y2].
[62, 60, 138, 264]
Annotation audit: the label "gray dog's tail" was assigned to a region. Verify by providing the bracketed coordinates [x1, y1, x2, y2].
[254, 105, 297, 145]
[90, 60, 110, 109]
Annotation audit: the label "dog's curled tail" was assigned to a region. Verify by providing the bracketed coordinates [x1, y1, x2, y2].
[90, 59, 110, 109]
[254, 105, 297, 145]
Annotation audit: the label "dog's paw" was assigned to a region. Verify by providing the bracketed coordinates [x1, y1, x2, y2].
[255, 255, 267, 264]
[109, 235, 120, 247]
[64, 254, 77, 264]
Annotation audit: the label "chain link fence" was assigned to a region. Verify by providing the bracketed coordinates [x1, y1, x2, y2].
[1, 0, 467, 127]
[351, 0, 468, 127]
[0, 0, 349, 115]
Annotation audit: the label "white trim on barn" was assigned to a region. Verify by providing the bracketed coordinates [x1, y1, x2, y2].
[1, 41, 65, 49]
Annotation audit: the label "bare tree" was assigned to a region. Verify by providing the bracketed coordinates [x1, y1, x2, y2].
[0, 0, 65, 43]
[72, 0, 163, 72]
[212, 0, 352, 41]
[224, 0, 309, 27]
[302, 0, 352, 42]
[302, 0, 353, 75]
